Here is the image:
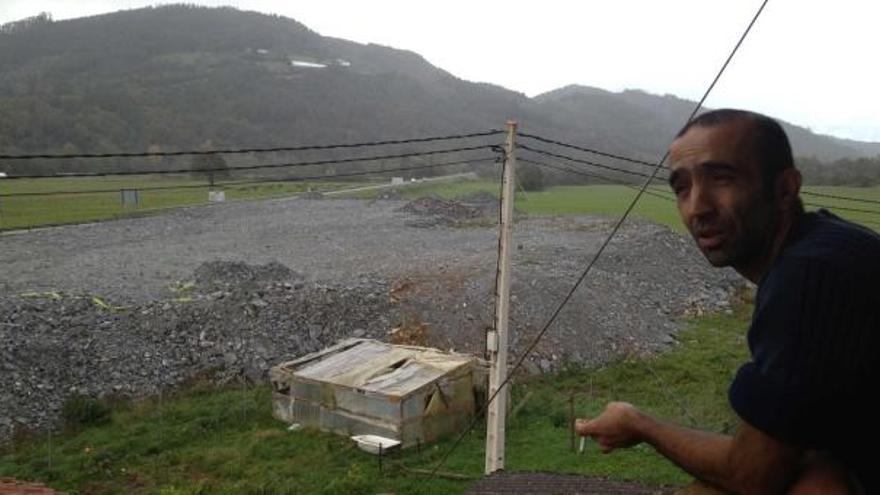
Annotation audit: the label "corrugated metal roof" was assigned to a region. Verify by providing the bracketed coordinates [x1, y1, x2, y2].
[293, 339, 473, 396]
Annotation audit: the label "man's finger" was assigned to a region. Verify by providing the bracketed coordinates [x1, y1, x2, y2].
[575, 418, 593, 435]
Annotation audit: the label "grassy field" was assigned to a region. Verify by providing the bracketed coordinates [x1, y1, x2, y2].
[383, 180, 880, 232]
[2, 175, 878, 232]
[800, 185, 880, 231]
[0, 177, 362, 230]
[0, 304, 752, 494]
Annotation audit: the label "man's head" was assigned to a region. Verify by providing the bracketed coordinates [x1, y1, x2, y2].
[668, 109, 802, 280]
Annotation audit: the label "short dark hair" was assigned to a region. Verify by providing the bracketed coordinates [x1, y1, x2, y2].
[676, 109, 795, 189]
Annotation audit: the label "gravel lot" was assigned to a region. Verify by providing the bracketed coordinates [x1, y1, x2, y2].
[0, 196, 743, 439]
[1, 198, 502, 304]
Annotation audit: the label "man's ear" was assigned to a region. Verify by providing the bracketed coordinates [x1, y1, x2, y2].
[776, 168, 802, 211]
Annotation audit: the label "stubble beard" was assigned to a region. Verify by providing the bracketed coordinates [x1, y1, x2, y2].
[699, 194, 777, 271]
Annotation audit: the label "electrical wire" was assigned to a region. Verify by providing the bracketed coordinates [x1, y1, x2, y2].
[803, 202, 880, 216]
[3, 145, 494, 180]
[518, 132, 657, 169]
[516, 151, 880, 218]
[801, 190, 880, 205]
[518, 137, 880, 207]
[518, 144, 669, 182]
[0, 130, 503, 161]
[0, 156, 498, 198]
[518, 157, 675, 202]
[424, 0, 772, 481]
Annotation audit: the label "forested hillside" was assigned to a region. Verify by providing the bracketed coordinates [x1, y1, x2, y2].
[0, 5, 877, 184]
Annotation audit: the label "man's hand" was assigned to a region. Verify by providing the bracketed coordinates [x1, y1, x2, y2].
[575, 401, 644, 453]
[578, 402, 811, 493]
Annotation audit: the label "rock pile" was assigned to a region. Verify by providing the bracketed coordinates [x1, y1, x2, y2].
[398, 196, 487, 227]
[0, 210, 746, 445]
[193, 260, 303, 289]
[456, 190, 498, 206]
[0, 261, 391, 444]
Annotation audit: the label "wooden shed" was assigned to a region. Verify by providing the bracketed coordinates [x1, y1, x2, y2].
[269, 339, 485, 448]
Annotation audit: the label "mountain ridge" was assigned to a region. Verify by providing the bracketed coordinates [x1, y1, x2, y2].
[0, 5, 876, 173]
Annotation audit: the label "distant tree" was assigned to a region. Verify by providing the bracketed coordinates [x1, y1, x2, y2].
[0, 12, 52, 35]
[797, 155, 880, 186]
[0, 4, 876, 187]
[191, 154, 230, 185]
[146, 144, 163, 169]
[190, 141, 230, 185]
[59, 142, 80, 174]
[517, 163, 545, 191]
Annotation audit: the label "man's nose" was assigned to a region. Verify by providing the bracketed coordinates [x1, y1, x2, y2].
[687, 182, 715, 219]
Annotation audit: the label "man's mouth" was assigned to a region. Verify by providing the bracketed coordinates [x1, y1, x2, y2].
[696, 231, 724, 250]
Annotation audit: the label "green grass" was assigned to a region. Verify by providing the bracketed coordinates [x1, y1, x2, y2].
[368, 180, 880, 233]
[0, 177, 365, 230]
[515, 185, 683, 229]
[0, 304, 753, 494]
[801, 185, 880, 231]
[3, 175, 877, 233]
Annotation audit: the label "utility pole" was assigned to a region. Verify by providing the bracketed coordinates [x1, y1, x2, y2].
[485, 120, 517, 474]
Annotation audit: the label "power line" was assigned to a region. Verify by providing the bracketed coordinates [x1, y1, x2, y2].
[1, 182, 219, 198]
[802, 190, 880, 206]
[0, 129, 503, 161]
[520, 156, 880, 215]
[194, 156, 497, 187]
[519, 147, 880, 216]
[804, 202, 880, 216]
[518, 132, 658, 169]
[517, 132, 880, 208]
[517, 138, 880, 208]
[519, 158, 675, 202]
[3, 145, 494, 180]
[518, 144, 669, 182]
[424, 0, 770, 481]
[0, 156, 498, 198]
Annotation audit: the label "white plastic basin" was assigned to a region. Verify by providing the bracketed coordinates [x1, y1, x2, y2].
[350, 434, 401, 455]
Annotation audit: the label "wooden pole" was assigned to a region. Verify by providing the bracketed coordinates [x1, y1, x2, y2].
[485, 120, 517, 474]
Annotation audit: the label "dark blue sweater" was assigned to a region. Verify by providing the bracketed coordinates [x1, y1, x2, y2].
[729, 210, 880, 491]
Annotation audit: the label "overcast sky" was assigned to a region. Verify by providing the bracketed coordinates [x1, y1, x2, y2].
[2, 0, 878, 142]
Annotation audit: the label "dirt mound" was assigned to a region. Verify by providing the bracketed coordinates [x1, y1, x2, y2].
[193, 261, 302, 288]
[398, 197, 485, 227]
[400, 197, 482, 219]
[456, 190, 498, 206]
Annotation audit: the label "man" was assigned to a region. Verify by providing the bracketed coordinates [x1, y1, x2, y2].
[577, 109, 879, 494]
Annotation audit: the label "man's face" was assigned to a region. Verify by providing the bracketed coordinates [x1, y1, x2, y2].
[667, 120, 777, 269]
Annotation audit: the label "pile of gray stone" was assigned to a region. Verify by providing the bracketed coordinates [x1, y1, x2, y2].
[0, 216, 744, 444]
[0, 262, 392, 443]
[398, 196, 486, 227]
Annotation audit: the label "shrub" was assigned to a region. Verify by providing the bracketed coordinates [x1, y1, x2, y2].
[517, 163, 545, 191]
[61, 393, 112, 428]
